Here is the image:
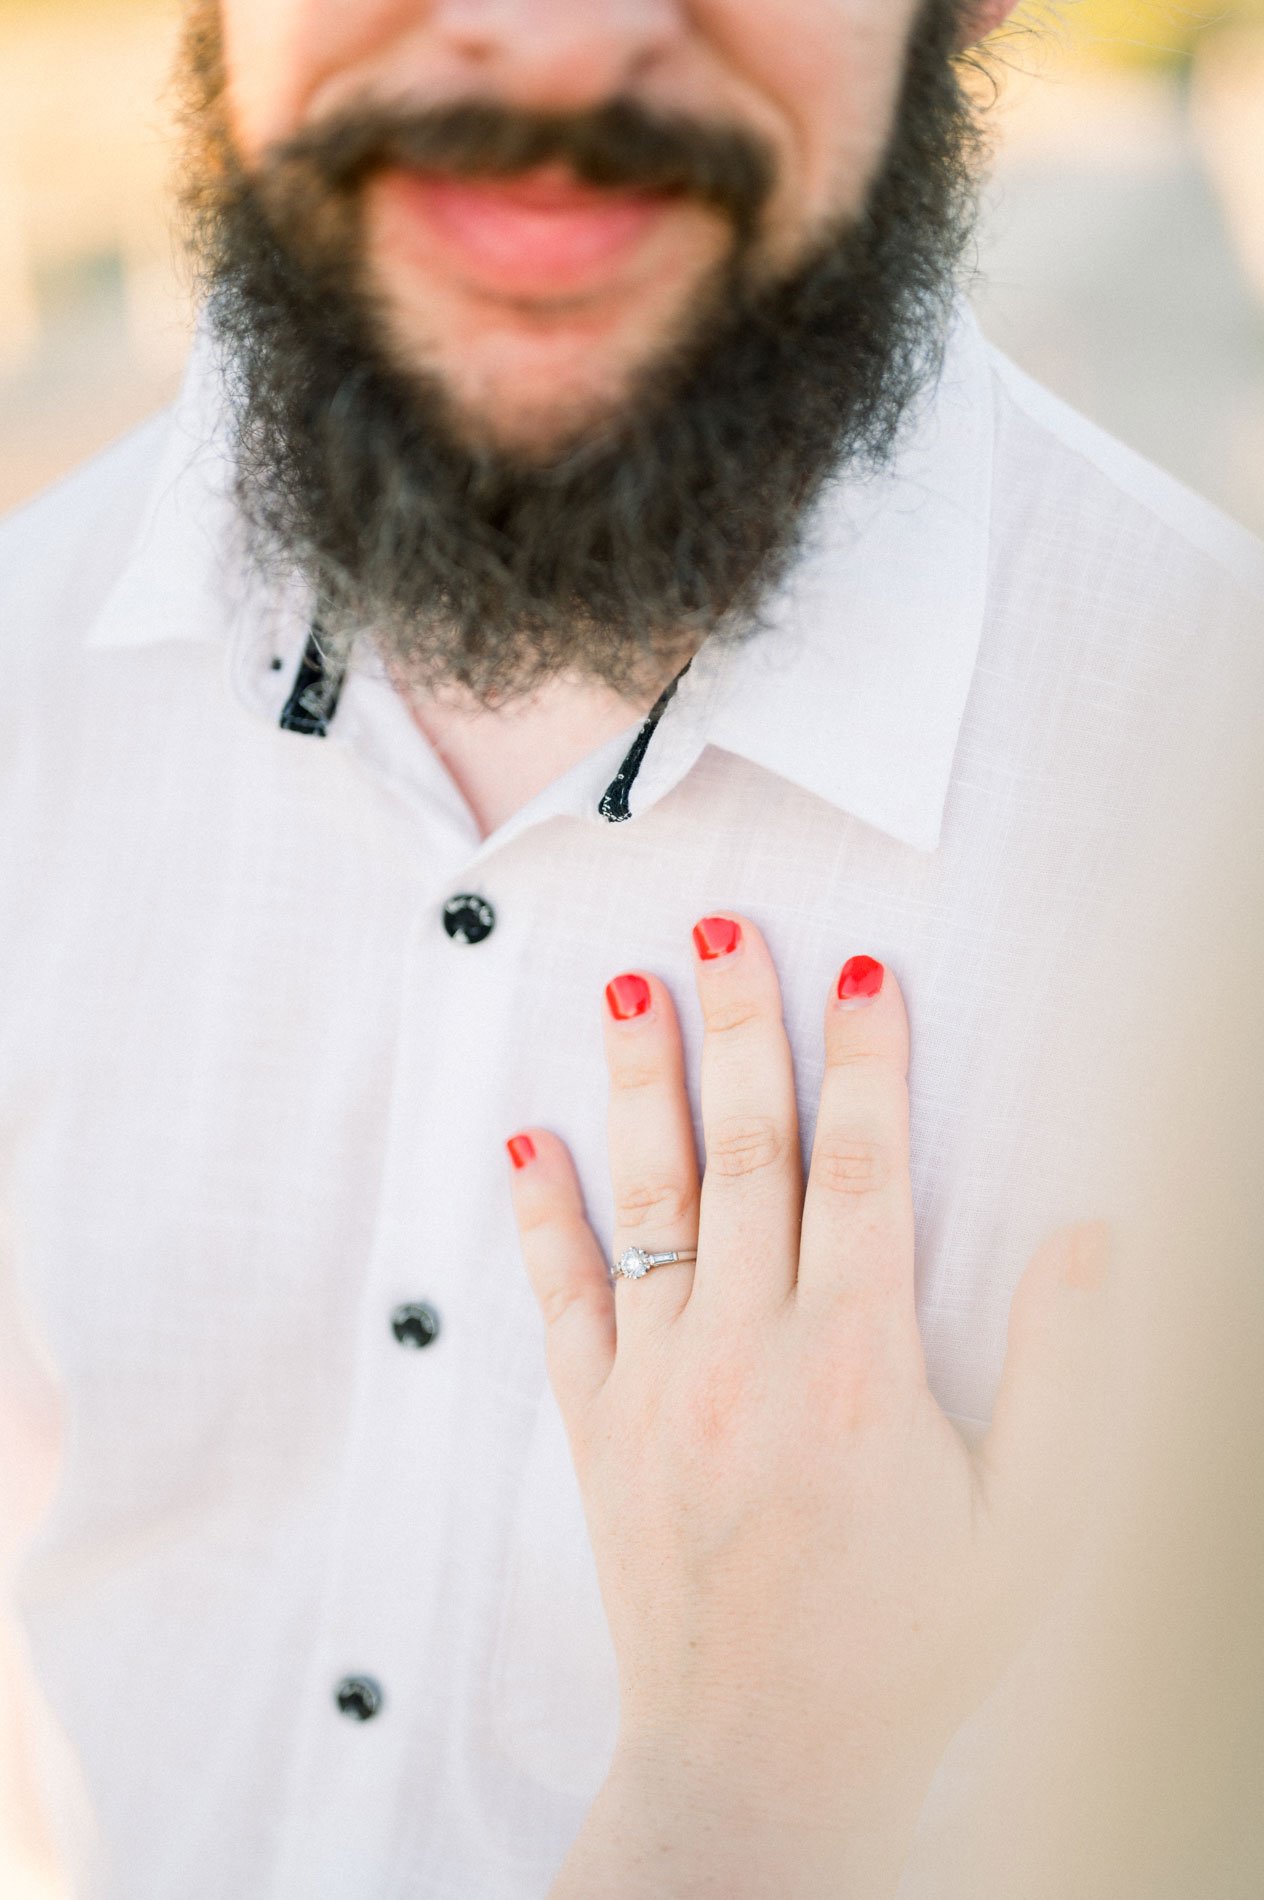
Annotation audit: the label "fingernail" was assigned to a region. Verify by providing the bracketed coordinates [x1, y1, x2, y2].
[837, 955, 885, 1007]
[606, 973, 652, 1021]
[506, 1134, 536, 1170]
[692, 916, 742, 961]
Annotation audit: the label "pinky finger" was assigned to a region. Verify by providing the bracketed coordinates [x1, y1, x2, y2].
[506, 1128, 616, 1424]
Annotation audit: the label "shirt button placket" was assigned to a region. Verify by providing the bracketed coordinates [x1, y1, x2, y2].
[322, 893, 491, 1725]
[286, 884, 510, 1888]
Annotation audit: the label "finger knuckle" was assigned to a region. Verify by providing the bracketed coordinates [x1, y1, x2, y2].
[686, 1356, 753, 1452]
[538, 1278, 602, 1331]
[702, 996, 764, 1038]
[615, 1177, 696, 1232]
[815, 1132, 891, 1198]
[803, 1327, 912, 1434]
[676, 1344, 765, 1458]
[609, 1055, 668, 1094]
[517, 1201, 561, 1239]
[707, 1113, 787, 1180]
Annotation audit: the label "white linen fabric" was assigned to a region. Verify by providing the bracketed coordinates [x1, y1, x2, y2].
[0, 307, 1261, 1899]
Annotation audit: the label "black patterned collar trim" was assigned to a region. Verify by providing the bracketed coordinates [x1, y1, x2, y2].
[279, 624, 348, 737]
[598, 659, 694, 823]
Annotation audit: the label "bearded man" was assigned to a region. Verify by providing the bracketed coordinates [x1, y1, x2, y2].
[0, 2, 1261, 1896]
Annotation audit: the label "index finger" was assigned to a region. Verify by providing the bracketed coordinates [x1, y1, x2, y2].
[797, 956, 918, 1352]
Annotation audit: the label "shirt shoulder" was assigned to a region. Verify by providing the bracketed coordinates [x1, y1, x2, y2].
[984, 344, 1264, 617]
[0, 408, 174, 669]
[972, 346, 1264, 898]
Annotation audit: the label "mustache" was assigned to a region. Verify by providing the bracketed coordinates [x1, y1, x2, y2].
[261, 96, 777, 242]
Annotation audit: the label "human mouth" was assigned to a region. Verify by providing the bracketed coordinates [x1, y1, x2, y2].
[371, 163, 681, 302]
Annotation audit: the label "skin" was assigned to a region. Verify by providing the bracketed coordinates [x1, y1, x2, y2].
[213, 0, 1017, 830]
[509, 923, 1111, 1895]
[217, 0, 1017, 452]
[212, 9, 1056, 1881]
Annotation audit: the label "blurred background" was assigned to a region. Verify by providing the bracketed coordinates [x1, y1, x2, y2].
[0, 2, 1262, 1895]
[0, 0, 1262, 530]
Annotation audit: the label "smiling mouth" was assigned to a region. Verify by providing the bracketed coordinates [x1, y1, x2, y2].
[372, 162, 689, 302]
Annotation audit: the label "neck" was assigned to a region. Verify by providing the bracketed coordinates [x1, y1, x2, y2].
[393, 668, 668, 839]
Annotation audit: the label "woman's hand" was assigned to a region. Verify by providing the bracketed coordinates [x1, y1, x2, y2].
[506, 914, 1110, 1897]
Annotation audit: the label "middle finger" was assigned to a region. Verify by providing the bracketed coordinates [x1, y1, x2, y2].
[691, 913, 802, 1313]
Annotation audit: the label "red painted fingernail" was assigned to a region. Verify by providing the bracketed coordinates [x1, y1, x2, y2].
[605, 973, 652, 1021]
[837, 955, 885, 1006]
[506, 1134, 536, 1170]
[692, 916, 742, 960]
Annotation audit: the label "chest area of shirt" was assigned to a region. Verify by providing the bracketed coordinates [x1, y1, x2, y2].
[2, 754, 1099, 1447]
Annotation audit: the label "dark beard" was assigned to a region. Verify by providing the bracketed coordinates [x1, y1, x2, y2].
[177, 1, 984, 706]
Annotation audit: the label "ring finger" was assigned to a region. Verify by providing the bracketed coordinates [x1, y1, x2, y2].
[604, 969, 701, 1342]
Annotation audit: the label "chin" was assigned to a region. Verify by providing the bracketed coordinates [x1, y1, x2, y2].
[454, 383, 632, 460]
[384, 320, 654, 461]
[371, 245, 728, 463]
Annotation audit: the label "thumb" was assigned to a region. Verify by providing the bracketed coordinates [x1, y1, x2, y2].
[978, 1220, 1115, 1572]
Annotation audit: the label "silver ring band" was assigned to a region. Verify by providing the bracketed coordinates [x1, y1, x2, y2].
[613, 1246, 698, 1282]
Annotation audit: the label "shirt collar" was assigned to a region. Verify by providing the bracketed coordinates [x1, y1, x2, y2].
[631, 307, 994, 851]
[84, 324, 257, 656]
[85, 306, 994, 854]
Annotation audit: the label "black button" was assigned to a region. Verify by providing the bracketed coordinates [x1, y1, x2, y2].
[390, 1302, 441, 1349]
[442, 894, 496, 944]
[335, 1676, 383, 1722]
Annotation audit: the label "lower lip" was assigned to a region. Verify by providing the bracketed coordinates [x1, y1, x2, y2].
[374, 170, 677, 300]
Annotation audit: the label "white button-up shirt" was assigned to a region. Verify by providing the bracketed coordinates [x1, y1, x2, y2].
[1, 309, 1261, 1900]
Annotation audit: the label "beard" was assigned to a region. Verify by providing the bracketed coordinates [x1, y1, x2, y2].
[176, 2, 985, 707]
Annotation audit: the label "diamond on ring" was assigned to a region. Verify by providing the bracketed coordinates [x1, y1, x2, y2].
[612, 1246, 697, 1282]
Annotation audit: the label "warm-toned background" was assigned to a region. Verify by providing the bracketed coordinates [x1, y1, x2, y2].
[1, 3, 1262, 1896]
